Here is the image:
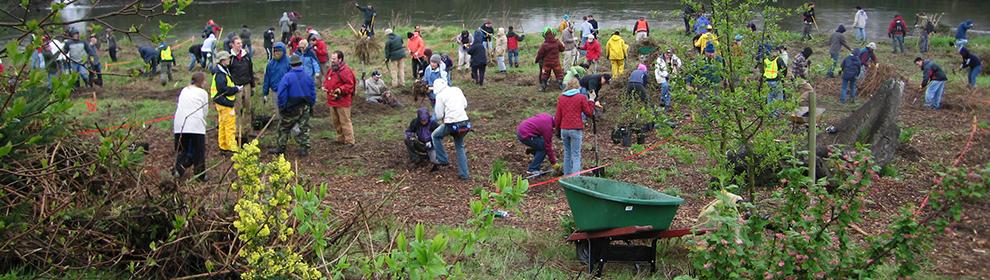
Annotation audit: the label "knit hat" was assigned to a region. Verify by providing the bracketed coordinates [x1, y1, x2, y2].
[289, 55, 302, 66]
[704, 42, 716, 54]
[430, 54, 442, 64]
[637, 64, 648, 71]
[867, 42, 877, 49]
[216, 51, 232, 61]
[372, 70, 382, 77]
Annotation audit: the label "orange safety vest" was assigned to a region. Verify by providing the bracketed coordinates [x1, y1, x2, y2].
[635, 20, 649, 33]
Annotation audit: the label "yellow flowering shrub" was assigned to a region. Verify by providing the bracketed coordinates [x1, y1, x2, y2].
[231, 140, 321, 279]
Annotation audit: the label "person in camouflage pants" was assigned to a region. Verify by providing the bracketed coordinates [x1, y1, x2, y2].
[272, 55, 316, 156]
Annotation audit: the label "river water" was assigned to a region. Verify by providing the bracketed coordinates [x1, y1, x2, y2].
[52, 0, 990, 42]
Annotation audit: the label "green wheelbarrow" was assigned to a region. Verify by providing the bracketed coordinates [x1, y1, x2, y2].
[559, 176, 694, 276]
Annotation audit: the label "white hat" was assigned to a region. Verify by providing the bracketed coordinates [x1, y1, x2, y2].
[585, 34, 595, 39]
[385, 28, 393, 34]
[867, 42, 877, 49]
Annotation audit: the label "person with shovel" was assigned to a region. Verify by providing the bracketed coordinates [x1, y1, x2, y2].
[271, 55, 316, 156]
[517, 113, 558, 176]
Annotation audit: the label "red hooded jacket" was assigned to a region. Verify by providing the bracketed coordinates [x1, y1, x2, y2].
[322, 62, 356, 107]
[311, 38, 329, 63]
[534, 30, 565, 68]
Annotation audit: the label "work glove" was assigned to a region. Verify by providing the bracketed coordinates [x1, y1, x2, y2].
[263, 95, 269, 103]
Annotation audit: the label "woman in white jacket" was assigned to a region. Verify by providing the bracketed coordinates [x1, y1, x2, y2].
[853, 7, 868, 43]
[654, 49, 682, 112]
[173, 72, 211, 181]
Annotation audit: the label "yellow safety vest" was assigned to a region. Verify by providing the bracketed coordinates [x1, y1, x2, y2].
[763, 57, 779, 79]
[160, 46, 173, 61]
[210, 72, 235, 101]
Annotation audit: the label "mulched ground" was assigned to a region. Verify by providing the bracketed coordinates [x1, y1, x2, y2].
[88, 42, 989, 277]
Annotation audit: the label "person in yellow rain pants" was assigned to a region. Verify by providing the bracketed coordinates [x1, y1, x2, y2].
[210, 51, 241, 154]
[604, 31, 628, 79]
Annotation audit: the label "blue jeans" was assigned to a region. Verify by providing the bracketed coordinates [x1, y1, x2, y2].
[188, 55, 199, 71]
[561, 129, 584, 175]
[767, 80, 784, 104]
[925, 80, 946, 109]
[968, 65, 982, 87]
[660, 82, 671, 112]
[432, 123, 469, 179]
[840, 78, 857, 103]
[892, 35, 905, 53]
[855, 27, 866, 42]
[508, 49, 519, 66]
[956, 39, 969, 50]
[518, 134, 547, 172]
[828, 52, 839, 77]
[70, 62, 89, 84]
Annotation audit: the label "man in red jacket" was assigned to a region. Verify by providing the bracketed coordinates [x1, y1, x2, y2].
[535, 29, 565, 91]
[322, 51, 356, 145]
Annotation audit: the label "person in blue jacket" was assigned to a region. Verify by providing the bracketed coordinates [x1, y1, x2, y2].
[271, 55, 316, 156]
[956, 20, 974, 50]
[294, 39, 321, 77]
[839, 52, 862, 104]
[262, 42, 290, 105]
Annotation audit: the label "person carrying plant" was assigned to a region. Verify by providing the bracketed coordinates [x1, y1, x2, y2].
[271, 55, 316, 156]
[535, 29, 565, 91]
[323, 51, 357, 145]
[604, 31, 628, 79]
[430, 79, 471, 181]
[262, 42, 291, 108]
[384, 28, 407, 87]
[887, 15, 908, 54]
[210, 51, 240, 154]
[363, 70, 401, 108]
[915, 57, 948, 109]
[827, 25, 852, 78]
[655, 49, 682, 112]
[517, 113, 558, 176]
[453, 30, 474, 71]
[633, 17, 650, 42]
[838, 52, 861, 104]
[405, 107, 439, 165]
[173, 72, 211, 181]
[554, 80, 598, 176]
[958, 47, 982, 89]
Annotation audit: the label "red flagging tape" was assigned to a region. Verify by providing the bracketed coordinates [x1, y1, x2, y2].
[529, 137, 671, 188]
[77, 115, 174, 136]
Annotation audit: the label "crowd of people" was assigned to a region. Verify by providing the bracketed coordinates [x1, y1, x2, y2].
[17, 3, 976, 182]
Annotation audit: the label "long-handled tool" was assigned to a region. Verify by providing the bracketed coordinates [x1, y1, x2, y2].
[590, 117, 606, 177]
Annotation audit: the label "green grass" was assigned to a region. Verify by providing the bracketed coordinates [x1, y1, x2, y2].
[68, 97, 178, 131]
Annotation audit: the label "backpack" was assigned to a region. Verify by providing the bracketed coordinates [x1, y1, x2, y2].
[894, 20, 905, 33]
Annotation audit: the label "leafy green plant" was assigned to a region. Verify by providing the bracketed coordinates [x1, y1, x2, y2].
[899, 126, 917, 144]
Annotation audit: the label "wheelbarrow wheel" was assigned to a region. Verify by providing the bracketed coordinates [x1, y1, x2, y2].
[575, 240, 591, 264]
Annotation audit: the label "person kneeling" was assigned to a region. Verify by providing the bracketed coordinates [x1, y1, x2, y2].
[517, 113, 557, 176]
[364, 70, 403, 108]
[405, 108, 439, 164]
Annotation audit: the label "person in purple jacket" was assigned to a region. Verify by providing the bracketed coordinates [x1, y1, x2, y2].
[517, 113, 557, 175]
[405, 107, 440, 164]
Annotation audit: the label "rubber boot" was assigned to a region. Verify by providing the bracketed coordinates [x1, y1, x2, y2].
[539, 80, 548, 92]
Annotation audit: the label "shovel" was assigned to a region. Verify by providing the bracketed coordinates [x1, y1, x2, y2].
[590, 117, 606, 177]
